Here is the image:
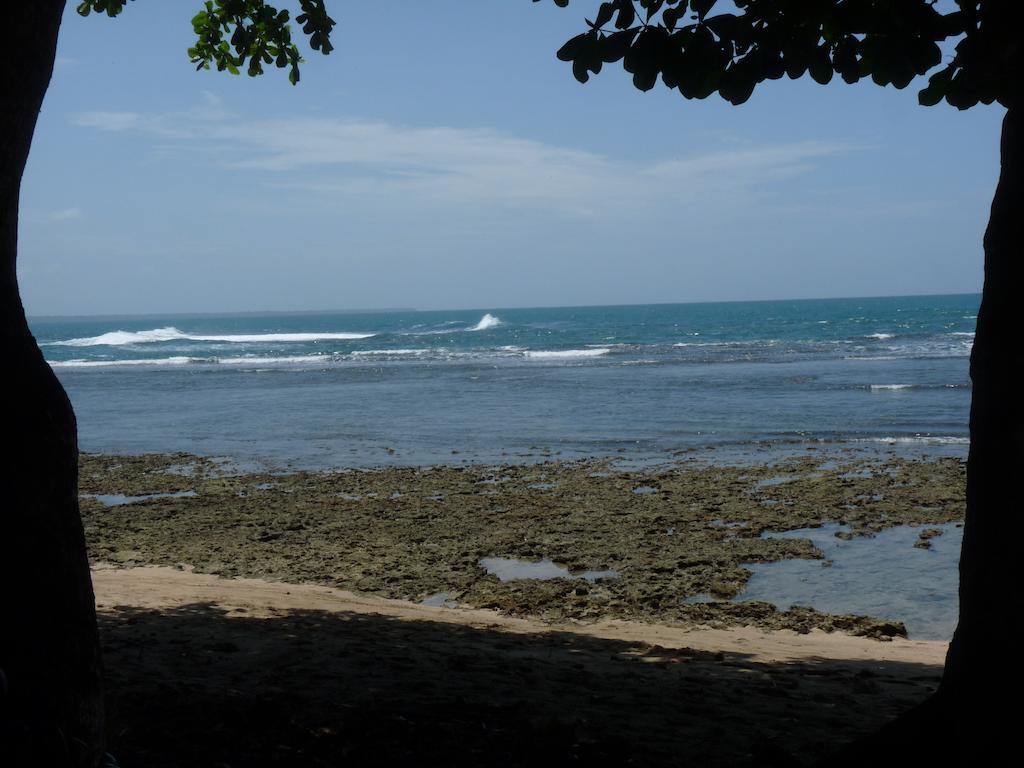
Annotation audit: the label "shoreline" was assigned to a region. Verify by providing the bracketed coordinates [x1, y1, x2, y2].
[92, 564, 949, 666]
[77, 433, 972, 474]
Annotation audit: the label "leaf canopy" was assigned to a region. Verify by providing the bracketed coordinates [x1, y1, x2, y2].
[536, 1, 1018, 109]
[77, 0, 336, 85]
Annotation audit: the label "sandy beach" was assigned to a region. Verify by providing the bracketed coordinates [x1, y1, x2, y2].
[93, 565, 946, 766]
[81, 450, 963, 765]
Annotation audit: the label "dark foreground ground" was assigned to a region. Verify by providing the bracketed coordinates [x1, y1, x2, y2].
[86, 450, 960, 765]
[98, 598, 943, 767]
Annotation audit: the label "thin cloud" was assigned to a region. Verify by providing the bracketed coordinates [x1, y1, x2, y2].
[48, 207, 82, 221]
[74, 111, 194, 138]
[74, 100, 857, 212]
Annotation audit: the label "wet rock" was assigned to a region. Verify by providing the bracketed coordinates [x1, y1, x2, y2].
[913, 528, 945, 550]
[80, 451, 963, 637]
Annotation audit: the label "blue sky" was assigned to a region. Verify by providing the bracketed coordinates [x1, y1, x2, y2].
[19, 0, 1001, 316]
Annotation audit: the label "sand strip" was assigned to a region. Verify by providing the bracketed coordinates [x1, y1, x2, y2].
[92, 565, 947, 667]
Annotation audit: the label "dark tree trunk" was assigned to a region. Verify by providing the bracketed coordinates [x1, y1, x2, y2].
[938, 105, 1024, 759]
[1, 3, 105, 767]
[823, 107, 1022, 767]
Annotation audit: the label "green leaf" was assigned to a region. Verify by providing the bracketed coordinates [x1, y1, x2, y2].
[784, 48, 808, 80]
[691, 0, 715, 21]
[614, 2, 635, 30]
[594, 2, 615, 29]
[572, 58, 591, 83]
[918, 66, 953, 107]
[557, 32, 590, 62]
[945, 70, 976, 110]
[633, 68, 657, 91]
[808, 47, 833, 85]
[598, 29, 639, 63]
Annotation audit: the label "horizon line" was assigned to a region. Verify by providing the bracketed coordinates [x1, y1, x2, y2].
[27, 290, 981, 322]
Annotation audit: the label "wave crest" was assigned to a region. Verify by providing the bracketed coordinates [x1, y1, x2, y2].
[869, 384, 915, 391]
[48, 327, 375, 346]
[524, 348, 610, 360]
[469, 313, 501, 331]
[55, 327, 185, 347]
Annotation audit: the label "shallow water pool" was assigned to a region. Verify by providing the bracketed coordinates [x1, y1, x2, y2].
[480, 557, 619, 583]
[87, 490, 198, 507]
[738, 522, 962, 640]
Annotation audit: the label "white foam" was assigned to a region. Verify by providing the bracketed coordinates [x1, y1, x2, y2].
[350, 349, 432, 358]
[53, 327, 186, 347]
[869, 384, 915, 391]
[524, 348, 611, 360]
[48, 326, 374, 346]
[856, 436, 970, 445]
[404, 314, 502, 335]
[949, 332, 975, 337]
[217, 355, 334, 366]
[469, 313, 502, 331]
[866, 333, 894, 340]
[673, 340, 752, 348]
[191, 331, 373, 343]
[48, 356, 199, 368]
[50, 354, 352, 369]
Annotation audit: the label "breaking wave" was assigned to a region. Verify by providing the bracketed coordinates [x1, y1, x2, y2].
[50, 356, 200, 368]
[855, 436, 970, 446]
[47, 326, 375, 346]
[524, 348, 611, 360]
[869, 384, 916, 391]
[469, 314, 501, 331]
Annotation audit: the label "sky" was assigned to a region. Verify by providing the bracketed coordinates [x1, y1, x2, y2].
[19, 0, 1002, 316]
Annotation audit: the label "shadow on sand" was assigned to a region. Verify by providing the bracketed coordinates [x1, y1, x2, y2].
[98, 604, 942, 767]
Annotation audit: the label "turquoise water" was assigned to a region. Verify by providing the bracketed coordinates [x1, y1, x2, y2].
[34, 294, 978, 468]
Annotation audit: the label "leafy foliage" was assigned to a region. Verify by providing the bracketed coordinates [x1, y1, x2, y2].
[77, 0, 335, 85]
[536, 1, 1017, 109]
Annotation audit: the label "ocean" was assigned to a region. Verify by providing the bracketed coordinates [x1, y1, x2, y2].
[35, 293, 978, 469]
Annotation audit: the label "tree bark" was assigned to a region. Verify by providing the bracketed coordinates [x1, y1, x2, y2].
[1, 3, 105, 766]
[815, 111, 1021, 768]
[937, 104, 1024, 760]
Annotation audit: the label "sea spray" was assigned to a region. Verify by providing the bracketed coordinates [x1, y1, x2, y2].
[469, 313, 502, 331]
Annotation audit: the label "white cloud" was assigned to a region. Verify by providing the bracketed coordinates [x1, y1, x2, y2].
[74, 100, 857, 215]
[74, 111, 194, 138]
